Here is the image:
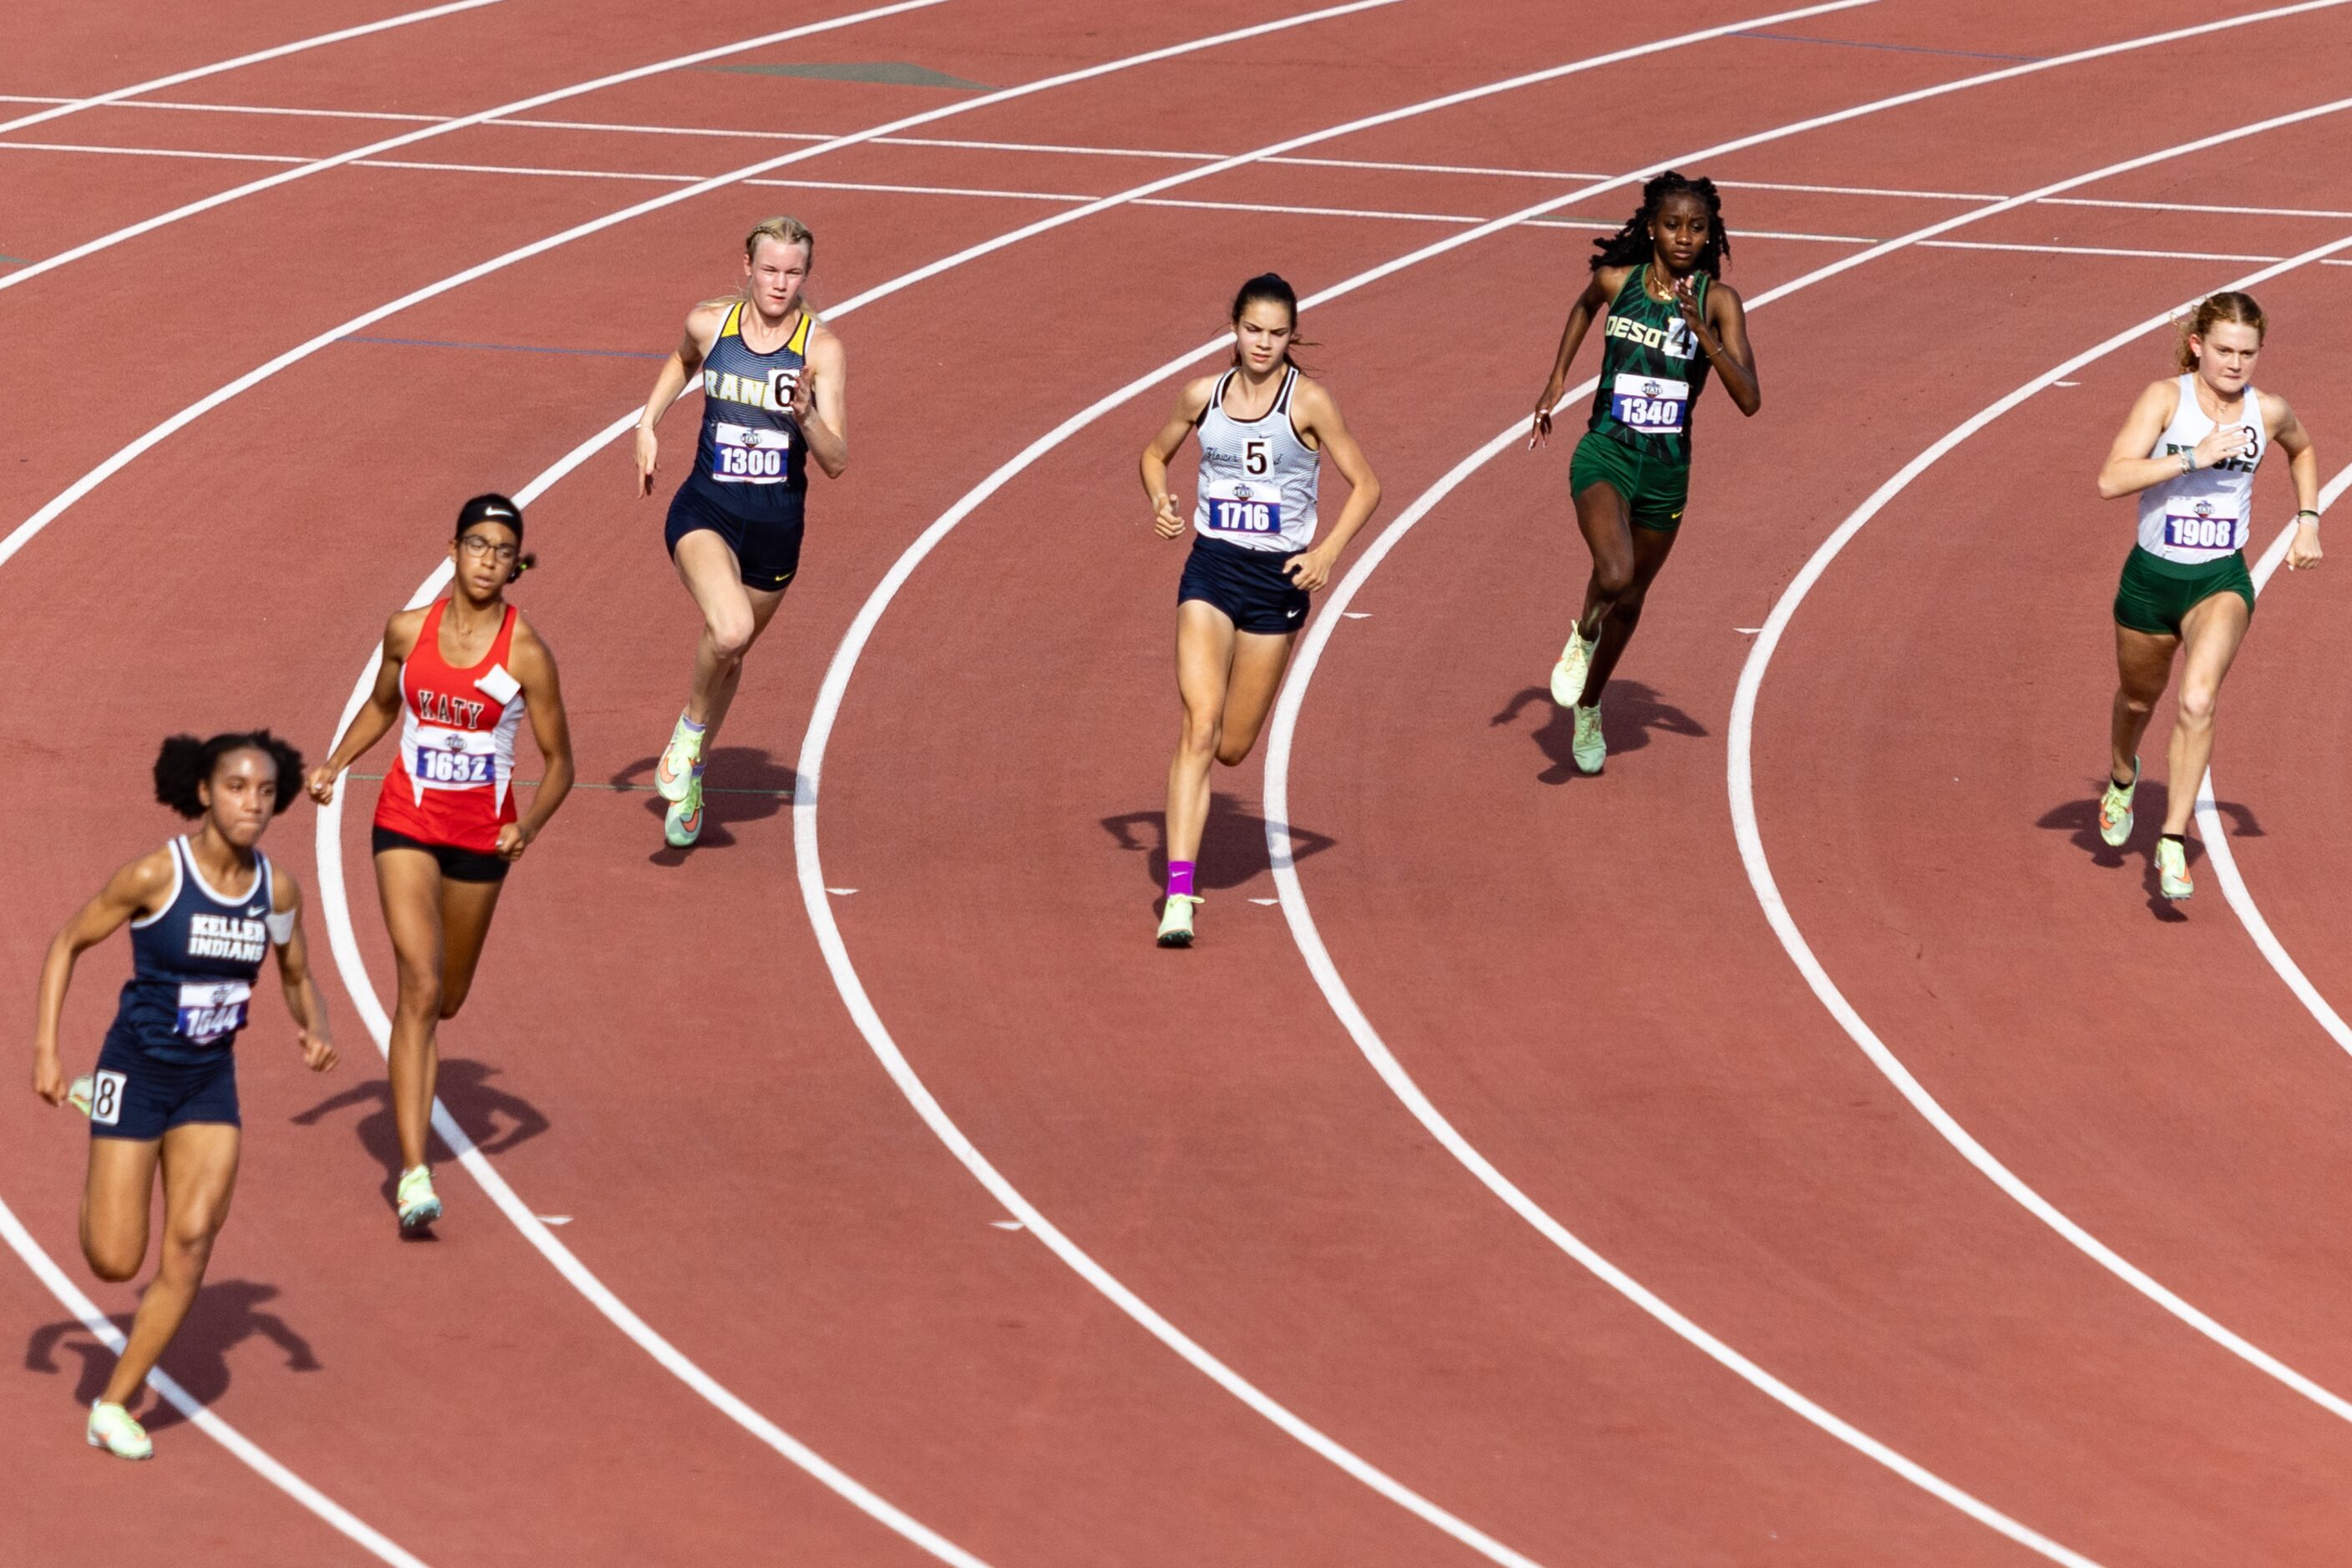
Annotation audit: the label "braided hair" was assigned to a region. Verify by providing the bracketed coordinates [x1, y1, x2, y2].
[1588, 171, 1731, 278]
[153, 731, 306, 818]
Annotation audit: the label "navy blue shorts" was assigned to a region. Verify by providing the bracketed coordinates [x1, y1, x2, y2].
[1177, 534, 1309, 635]
[88, 1035, 240, 1141]
[666, 483, 803, 593]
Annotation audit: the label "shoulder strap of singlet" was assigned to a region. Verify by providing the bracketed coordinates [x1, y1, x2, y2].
[787, 311, 813, 355]
[719, 300, 743, 340]
[487, 602, 519, 666]
[1272, 366, 1298, 415]
[416, 598, 448, 660]
[1199, 371, 1234, 426]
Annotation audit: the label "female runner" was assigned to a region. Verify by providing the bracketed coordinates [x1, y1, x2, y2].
[1529, 170, 1760, 774]
[634, 215, 847, 848]
[1138, 273, 1381, 948]
[306, 495, 573, 1230]
[2094, 291, 2319, 899]
[31, 731, 336, 1459]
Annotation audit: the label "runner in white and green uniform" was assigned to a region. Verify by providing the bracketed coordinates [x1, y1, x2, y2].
[1530, 171, 1761, 774]
[2093, 290, 2320, 900]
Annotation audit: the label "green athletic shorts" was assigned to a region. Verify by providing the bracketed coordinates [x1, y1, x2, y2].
[1570, 429, 1689, 532]
[2112, 545, 2254, 637]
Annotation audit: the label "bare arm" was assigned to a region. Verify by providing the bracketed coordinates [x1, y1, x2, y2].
[30, 852, 172, 1104]
[1140, 377, 1216, 539]
[791, 324, 848, 479]
[635, 302, 726, 498]
[1530, 271, 1617, 448]
[2270, 393, 2324, 572]
[1285, 380, 1381, 593]
[306, 611, 420, 805]
[267, 871, 336, 1073]
[498, 618, 574, 859]
[1690, 279, 1760, 417]
[2096, 378, 2258, 499]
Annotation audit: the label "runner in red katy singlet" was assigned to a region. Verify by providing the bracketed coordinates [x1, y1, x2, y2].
[308, 495, 574, 1232]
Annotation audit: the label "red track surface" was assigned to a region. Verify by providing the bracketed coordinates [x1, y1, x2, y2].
[5, 2, 2350, 1563]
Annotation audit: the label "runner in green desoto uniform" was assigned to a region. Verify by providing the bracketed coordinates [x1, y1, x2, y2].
[1530, 172, 1761, 773]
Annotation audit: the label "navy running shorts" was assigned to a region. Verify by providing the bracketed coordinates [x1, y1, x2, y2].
[1177, 533, 1309, 635]
[666, 483, 804, 593]
[88, 1034, 240, 1141]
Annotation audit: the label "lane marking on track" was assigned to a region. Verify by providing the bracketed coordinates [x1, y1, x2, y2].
[0, 0, 503, 139]
[0, 1195, 427, 1565]
[2193, 462, 2352, 1054]
[1727, 232, 2352, 1426]
[0, 0, 948, 296]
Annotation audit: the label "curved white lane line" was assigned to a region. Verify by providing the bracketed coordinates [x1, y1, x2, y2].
[0, 1194, 427, 1565]
[1261, 90, 2352, 1568]
[0, 0, 946, 297]
[2194, 462, 2352, 1046]
[1726, 232, 2352, 1429]
[0, 0, 503, 139]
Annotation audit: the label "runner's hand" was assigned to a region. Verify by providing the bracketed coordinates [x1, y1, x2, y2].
[786, 367, 813, 426]
[1673, 275, 1706, 333]
[32, 1048, 64, 1106]
[496, 822, 533, 862]
[2191, 424, 2253, 469]
[1286, 545, 1337, 593]
[635, 425, 660, 497]
[2288, 519, 2324, 572]
[1154, 493, 1186, 539]
[1530, 402, 1555, 450]
[296, 1029, 337, 1074]
[304, 764, 338, 806]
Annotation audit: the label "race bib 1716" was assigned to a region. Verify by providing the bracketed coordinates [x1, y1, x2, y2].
[1205, 478, 1283, 534]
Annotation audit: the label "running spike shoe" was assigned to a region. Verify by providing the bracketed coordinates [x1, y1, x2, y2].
[664, 774, 705, 849]
[1571, 704, 1606, 776]
[2097, 756, 2138, 848]
[655, 717, 704, 803]
[397, 1165, 443, 1232]
[87, 1401, 152, 1461]
[1549, 628, 1594, 709]
[2156, 836, 2193, 901]
[66, 1075, 94, 1117]
[1156, 894, 1203, 948]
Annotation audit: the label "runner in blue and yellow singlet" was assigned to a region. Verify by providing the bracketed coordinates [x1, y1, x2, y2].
[1529, 172, 1760, 774]
[633, 216, 848, 848]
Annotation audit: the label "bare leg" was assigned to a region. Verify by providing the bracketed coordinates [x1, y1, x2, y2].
[1166, 601, 1237, 867]
[2160, 591, 2252, 837]
[2109, 622, 2177, 787]
[671, 534, 788, 749]
[1579, 524, 1680, 699]
[1571, 480, 1636, 649]
[1212, 630, 1300, 766]
[99, 1123, 239, 1408]
[374, 847, 446, 1172]
[80, 1136, 160, 1285]
[435, 876, 508, 1019]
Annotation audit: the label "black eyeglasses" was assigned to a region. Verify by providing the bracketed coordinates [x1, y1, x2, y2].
[458, 535, 518, 563]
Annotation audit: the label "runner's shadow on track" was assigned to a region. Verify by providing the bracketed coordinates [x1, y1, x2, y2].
[611, 746, 800, 862]
[2036, 783, 2259, 923]
[1490, 681, 1707, 784]
[1100, 796, 1336, 892]
[23, 1279, 319, 1432]
[291, 1060, 550, 1221]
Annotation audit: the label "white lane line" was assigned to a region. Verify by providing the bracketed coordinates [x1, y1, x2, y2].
[1727, 225, 2352, 1429]
[0, 1194, 427, 1563]
[0, 0, 502, 139]
[2193, 463, 2352, 1054]
[0, 0, 949, 295]
[1262, 89, 2352, 1568]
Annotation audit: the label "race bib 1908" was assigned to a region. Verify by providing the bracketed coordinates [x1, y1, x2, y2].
[175, 981, 251, 1044]
[1609, 372, 1689, 435]
[2163, 498, 2242, 553]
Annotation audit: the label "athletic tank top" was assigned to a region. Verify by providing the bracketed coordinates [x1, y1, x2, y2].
[2137, 372, 2266, 564]
[373, 599, 524, 854]
[1586, 264, 1712, 467]
[1191, 365, 1320, 554]
[689, 300, 812, 520]
[107, 837, 276, 1063]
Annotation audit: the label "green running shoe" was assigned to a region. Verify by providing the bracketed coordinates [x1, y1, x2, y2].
[2156, 836, 2193, 901]
[1156, 894, 1202, 948]
[1571, 704, 1606, 776]
[1549, 628, 1594, 709]
[397, 1165, 443, 1232]
[87, 1400, 152, 1461]
[665, 772, 705, 848]
[2098, 757, 2138, 847]
[655, 716, 703, 803]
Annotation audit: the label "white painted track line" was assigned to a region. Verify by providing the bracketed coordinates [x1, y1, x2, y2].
[1727, 230, 2352, 1429]
[0, 0, 950, 295]
[0, 0, 501, 139]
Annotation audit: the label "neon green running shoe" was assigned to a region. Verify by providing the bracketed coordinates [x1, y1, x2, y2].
[2156, 835, 2193, 901]
[1156, 894, 1202, 948]
[87, 1400, 152, 1460]
[1549, 628, 1594, 709]
[66, 1075, 94, 1117]
[397, 1165, 443, 1232]
[2098, 756, 2138, 848]
[664, 772, 705, 848]
[1571, 704, 1606, 775]
[655, 716, 704, 803]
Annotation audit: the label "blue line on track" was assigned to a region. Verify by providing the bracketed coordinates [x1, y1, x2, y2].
[337, 334, 665, 358]
[1732, 30, 2046, 61]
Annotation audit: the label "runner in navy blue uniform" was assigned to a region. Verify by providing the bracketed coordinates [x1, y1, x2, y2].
[633, 216, 848, 848]
[29, 731, 336, 1460]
